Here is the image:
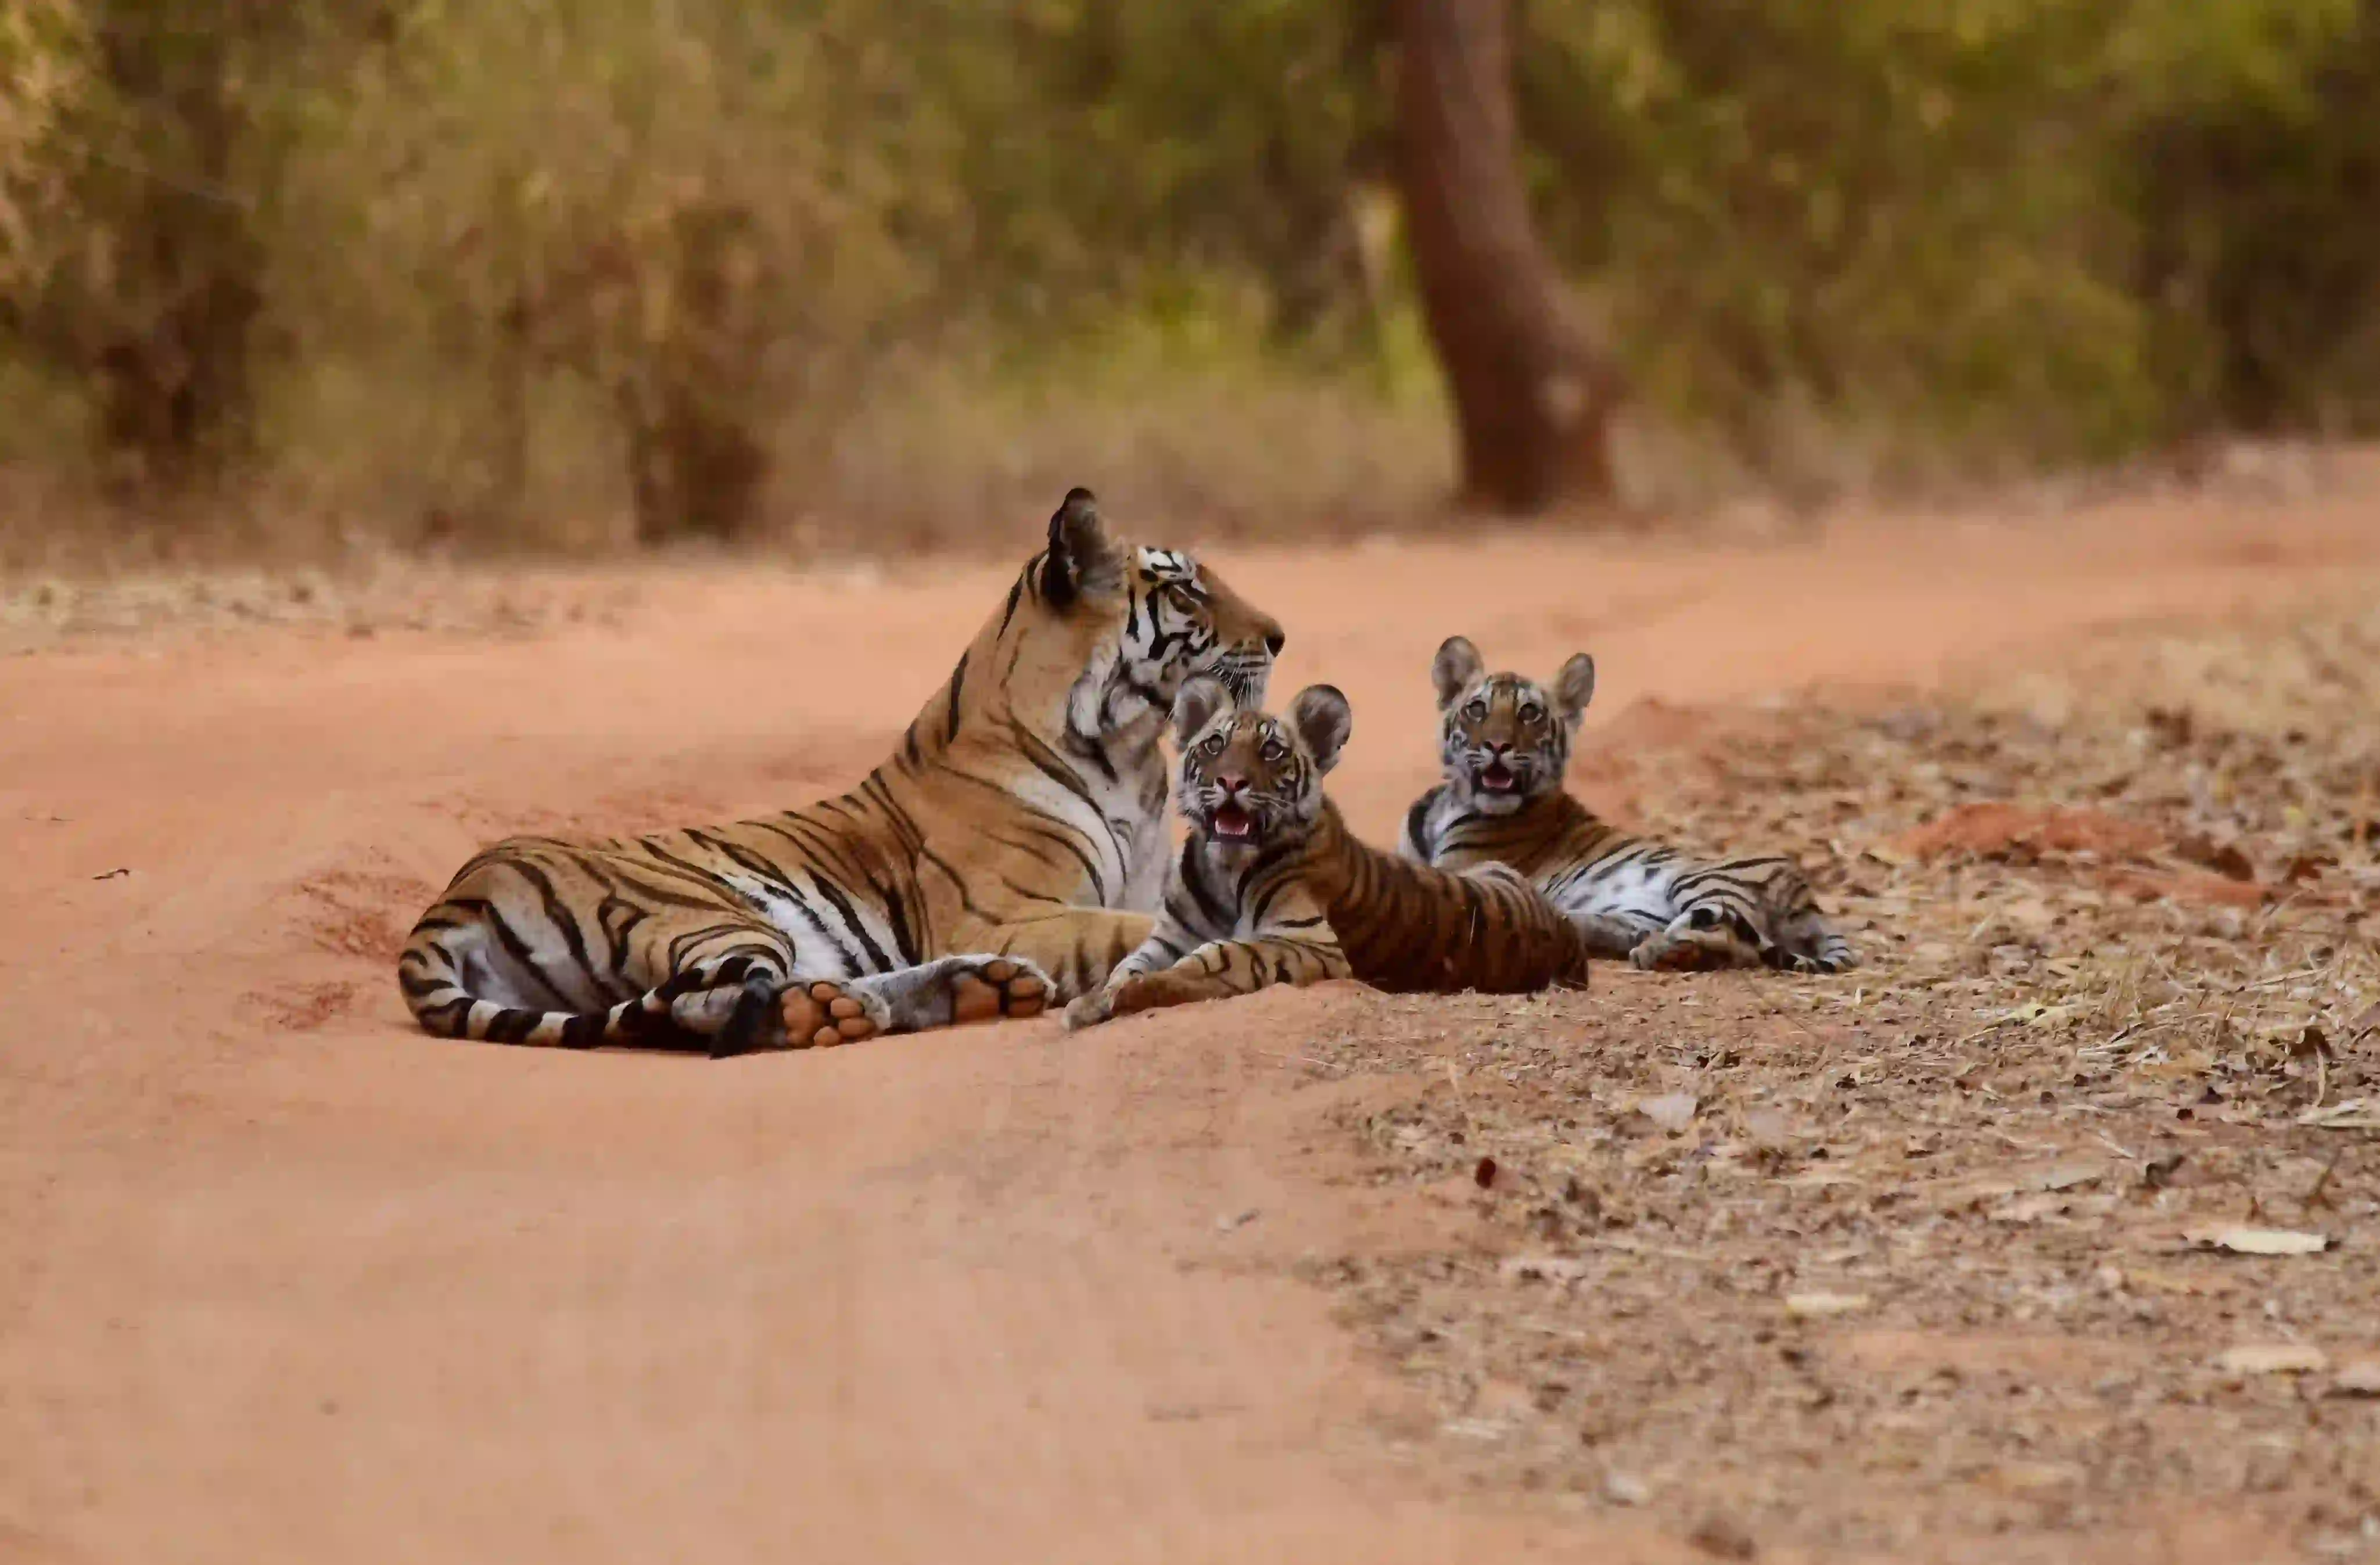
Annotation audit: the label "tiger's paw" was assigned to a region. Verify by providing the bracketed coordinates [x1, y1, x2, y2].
[1061, 987, 1118, 1032]
[1628, 929, 1755, 972]
[781, 979, 888, 1049]
[947, 956, 1051, 1026]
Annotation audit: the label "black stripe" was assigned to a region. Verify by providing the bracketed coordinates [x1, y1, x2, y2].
[397, 968, 454, 1002]
[806, 870, 893, 972]
[512, 858, 601, 1004]
[419, 997, 474, 1036]
[1402, 793, 1438, 858]
[484, 1007, 541, 1044]
[1183, 848, 1238, 932]
[945, 650, 970, 745]
[470, 896, 576, 1011]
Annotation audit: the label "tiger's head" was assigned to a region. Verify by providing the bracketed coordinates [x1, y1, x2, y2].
[1169, 677, 1351, 858]
[1025, 489, 1286, 748]
[1428, 636, 1597, 815]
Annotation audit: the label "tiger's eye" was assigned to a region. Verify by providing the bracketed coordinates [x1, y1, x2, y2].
[1260, 740, 1287, 762]
[1519, 702, 1544, 724]
[1464, 700, 1488, 720]
[1202, 733, 1227, 755]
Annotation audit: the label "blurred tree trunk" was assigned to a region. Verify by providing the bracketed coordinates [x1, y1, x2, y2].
[613, 200, 771, 544]
[84, 0, 270, 498]
[1392, 0, 1623, 513]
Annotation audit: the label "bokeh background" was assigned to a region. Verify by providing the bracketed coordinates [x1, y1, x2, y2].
[3, 0, 2379, 565]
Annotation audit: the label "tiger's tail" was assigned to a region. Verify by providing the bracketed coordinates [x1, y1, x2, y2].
[396, 921, 782, 1057]
[1799, 927, 1858, 974]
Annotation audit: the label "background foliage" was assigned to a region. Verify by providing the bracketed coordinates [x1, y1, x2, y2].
[3, 0, 2377, 559]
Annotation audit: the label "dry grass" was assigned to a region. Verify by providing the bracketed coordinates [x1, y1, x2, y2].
[1284, 606, 2380, 1559]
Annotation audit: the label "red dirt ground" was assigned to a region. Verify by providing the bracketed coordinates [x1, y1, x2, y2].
[3, 486, 2377, 1563]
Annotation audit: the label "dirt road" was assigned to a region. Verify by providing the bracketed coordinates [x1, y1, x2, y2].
[3, 489, 2375, 1563]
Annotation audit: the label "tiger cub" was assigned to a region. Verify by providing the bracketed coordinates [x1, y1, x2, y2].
[1397, 636, 1855, 974]
[1063, 677, 1591, 1029]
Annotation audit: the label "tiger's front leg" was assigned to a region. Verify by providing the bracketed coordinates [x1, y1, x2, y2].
[1062, 931, 1350, 1029]
[970, 909, 1157, 1002]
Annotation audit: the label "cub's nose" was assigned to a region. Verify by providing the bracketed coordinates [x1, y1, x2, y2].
[1263, 627, 1286, 657]
[1215, 773, 1250, 795]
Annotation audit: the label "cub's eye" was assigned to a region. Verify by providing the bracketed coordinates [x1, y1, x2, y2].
[1518, 702, 1545, 724]
[1201, 733, 1227, 755]
[1463, 699, 1488, 721]
[1259, 738, 1288, 762]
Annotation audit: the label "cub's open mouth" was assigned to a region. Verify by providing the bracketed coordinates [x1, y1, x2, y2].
[1209, 801, 1257, 839]
[1479, 760, 1517, 792]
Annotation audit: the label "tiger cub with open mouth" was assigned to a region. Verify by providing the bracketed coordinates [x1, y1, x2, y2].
[1064, 677, 1591, 1029]
[1398, 636, 1854, 973]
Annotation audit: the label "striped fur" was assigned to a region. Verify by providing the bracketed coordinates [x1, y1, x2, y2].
[1395, 636, 1855, 974]
[398, 489, 1285, 1056]
[1064, 679, 1591, 1029]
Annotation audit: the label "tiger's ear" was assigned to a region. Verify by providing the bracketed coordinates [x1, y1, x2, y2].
[1431, 636, 1484, 709]
[1041, 486, 1123, 608]
[1172, 675, 1233, 747]
[1287, 684, 1353, 776]
[1553, 652, 1598, 730]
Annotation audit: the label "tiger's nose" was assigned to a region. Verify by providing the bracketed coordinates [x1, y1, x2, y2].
[1261, 622, 1286, 657]
[1216, 773, 1249, 795]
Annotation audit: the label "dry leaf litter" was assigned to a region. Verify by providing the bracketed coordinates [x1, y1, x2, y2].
[1287, 606, 2380, 1559]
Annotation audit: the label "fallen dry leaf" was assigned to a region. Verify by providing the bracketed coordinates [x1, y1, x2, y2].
[1687, 1510, 1758, 1560]
[2123, 1266, 2239, 1297]
[1635, 1092, 1699, 1135]
[1603, 1470, 1650, 1507]
[2182, 1225, 2331, 1256]
[2330, 1360, 2380, 1397]
[1991, 1192, 2074, 1225]
[1983, 1461, 2084, 1494]
[1741, 1108, 1796, 1151]
[2036, 1160, 2107, 1191]
[1501, 1255, 1591, 1284]
[2297, 1099, 2380, 1130]
[2173, 831, 2256, 881]
[2214, 1343, 2329, 1376]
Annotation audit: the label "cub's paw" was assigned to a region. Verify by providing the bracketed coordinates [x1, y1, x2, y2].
[946, 956, 1052, 1026]
[1061, 987, 1118, 1032]
[781, 979, 890, 1049]
[1628, 929, 1751, 972]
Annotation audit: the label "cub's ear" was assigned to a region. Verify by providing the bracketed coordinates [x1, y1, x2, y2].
[1287, 684, 1354, 775]
[1552, 652, 1598, 730]
[1431, 636, 1485, 709]
[1040, 486, 1122, 608]
[1172, 676, 1233, 747]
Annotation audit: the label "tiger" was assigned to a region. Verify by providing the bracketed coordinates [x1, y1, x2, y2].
[1062, 676, 1592, 1030]
[1396, 636, 1855, 973]
[398, 487, 1286, 1057]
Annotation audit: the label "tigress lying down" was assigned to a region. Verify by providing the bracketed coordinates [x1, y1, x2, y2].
[399, 489, 1284, 1056]
[1398, 636, 1855, 973]
[1063, 677, 1591, 1029]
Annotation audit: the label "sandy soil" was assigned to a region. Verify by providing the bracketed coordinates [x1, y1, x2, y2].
[3, 486, 2378, 1564]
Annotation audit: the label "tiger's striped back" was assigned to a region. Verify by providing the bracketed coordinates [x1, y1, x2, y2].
[398, 489, 1287, 1055]
[1398, 637, 1855, 974]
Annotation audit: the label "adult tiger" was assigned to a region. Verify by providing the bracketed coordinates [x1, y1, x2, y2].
[1397, 637, 1855, 973]
[1063, 677, 1591, 1030]
[399, 488, 1284, 1056]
